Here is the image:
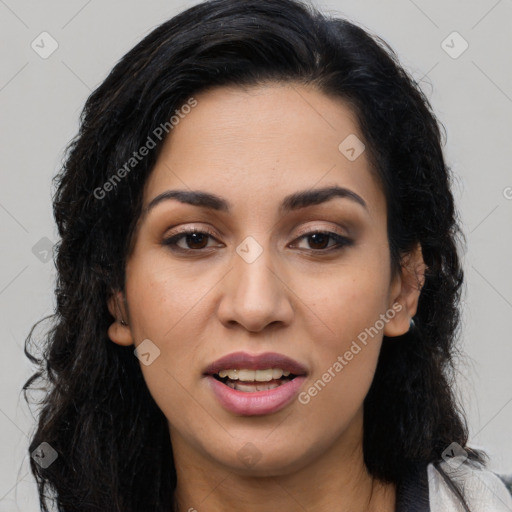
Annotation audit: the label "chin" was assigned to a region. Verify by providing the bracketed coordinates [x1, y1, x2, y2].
[210, 441, 315, 478]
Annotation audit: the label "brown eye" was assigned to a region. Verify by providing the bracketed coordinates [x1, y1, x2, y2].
[162, 228, 220, 252]
[291, 230, 353, 252]
[304, 232, 331, 250]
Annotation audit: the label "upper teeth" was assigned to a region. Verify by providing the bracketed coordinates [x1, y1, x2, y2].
[217, 368, 291, 381]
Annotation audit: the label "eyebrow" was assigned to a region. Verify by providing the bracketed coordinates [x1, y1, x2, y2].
[143, 185, 368, 218]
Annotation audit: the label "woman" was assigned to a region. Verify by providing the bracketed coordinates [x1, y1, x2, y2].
[23, 0, 512, 510]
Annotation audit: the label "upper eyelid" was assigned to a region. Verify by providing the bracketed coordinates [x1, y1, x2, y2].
[164, 224, 350, 240]
[163, 226, 352, 250]
[164, 218, 352, 236]
[294, 224, 348, 239]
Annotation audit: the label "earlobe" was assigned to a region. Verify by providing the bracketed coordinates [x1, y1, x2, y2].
[106, 290, 134, 346]
[384, 243, 427, 338]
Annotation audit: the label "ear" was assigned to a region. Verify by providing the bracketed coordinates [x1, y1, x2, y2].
[384, 243, 427, 337]
[107, 290, 134, 346]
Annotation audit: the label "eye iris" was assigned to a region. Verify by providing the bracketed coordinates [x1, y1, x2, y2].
[185, 232, 209, 249]
[307, 232, 330, 250]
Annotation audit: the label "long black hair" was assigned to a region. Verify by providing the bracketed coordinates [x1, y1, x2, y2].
[23, 0, 486, 510]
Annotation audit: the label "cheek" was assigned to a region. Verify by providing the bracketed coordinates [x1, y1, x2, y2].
[295, 258, 390, 413]
[301, 256, 391, 348]
[124, 258, 214, 417]
[298, 304, 384, 433]
[126, 254, 204, 341]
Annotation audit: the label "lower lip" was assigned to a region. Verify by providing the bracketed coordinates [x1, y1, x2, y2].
[206, 375, 307, 416]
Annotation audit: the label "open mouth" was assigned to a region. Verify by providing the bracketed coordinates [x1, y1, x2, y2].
[205, 360, 307, 415]
[212, 369, 298, 393]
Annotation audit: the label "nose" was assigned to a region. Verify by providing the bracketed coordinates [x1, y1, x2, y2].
[216, 237, 294, 333]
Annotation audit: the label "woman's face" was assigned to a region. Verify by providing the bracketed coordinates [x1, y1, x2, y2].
[108, 83, 421, 476]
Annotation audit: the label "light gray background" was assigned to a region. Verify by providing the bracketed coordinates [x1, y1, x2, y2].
[1, 0, 511, 509]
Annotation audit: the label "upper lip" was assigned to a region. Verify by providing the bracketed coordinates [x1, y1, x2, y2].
[203, 351, 308, 376]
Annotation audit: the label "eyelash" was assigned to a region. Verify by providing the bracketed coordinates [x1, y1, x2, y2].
[162, 227, 353, 254]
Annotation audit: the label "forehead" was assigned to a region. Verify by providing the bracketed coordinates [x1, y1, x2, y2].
[141, 83, 384, 219]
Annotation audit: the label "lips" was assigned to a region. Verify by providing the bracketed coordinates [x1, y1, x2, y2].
[203, 351, 308, 376]
[206, 374, 307, 415]
[203, 351, 308, 416]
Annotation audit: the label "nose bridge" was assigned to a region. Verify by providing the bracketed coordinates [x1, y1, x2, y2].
[217, 233, 293, 331]
[236, 234, 276, 297]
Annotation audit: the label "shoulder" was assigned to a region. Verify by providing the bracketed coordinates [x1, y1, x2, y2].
[427, 459, 512, 511]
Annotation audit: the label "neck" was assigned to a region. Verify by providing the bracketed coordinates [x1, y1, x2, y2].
[170, 412, 396, 512]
